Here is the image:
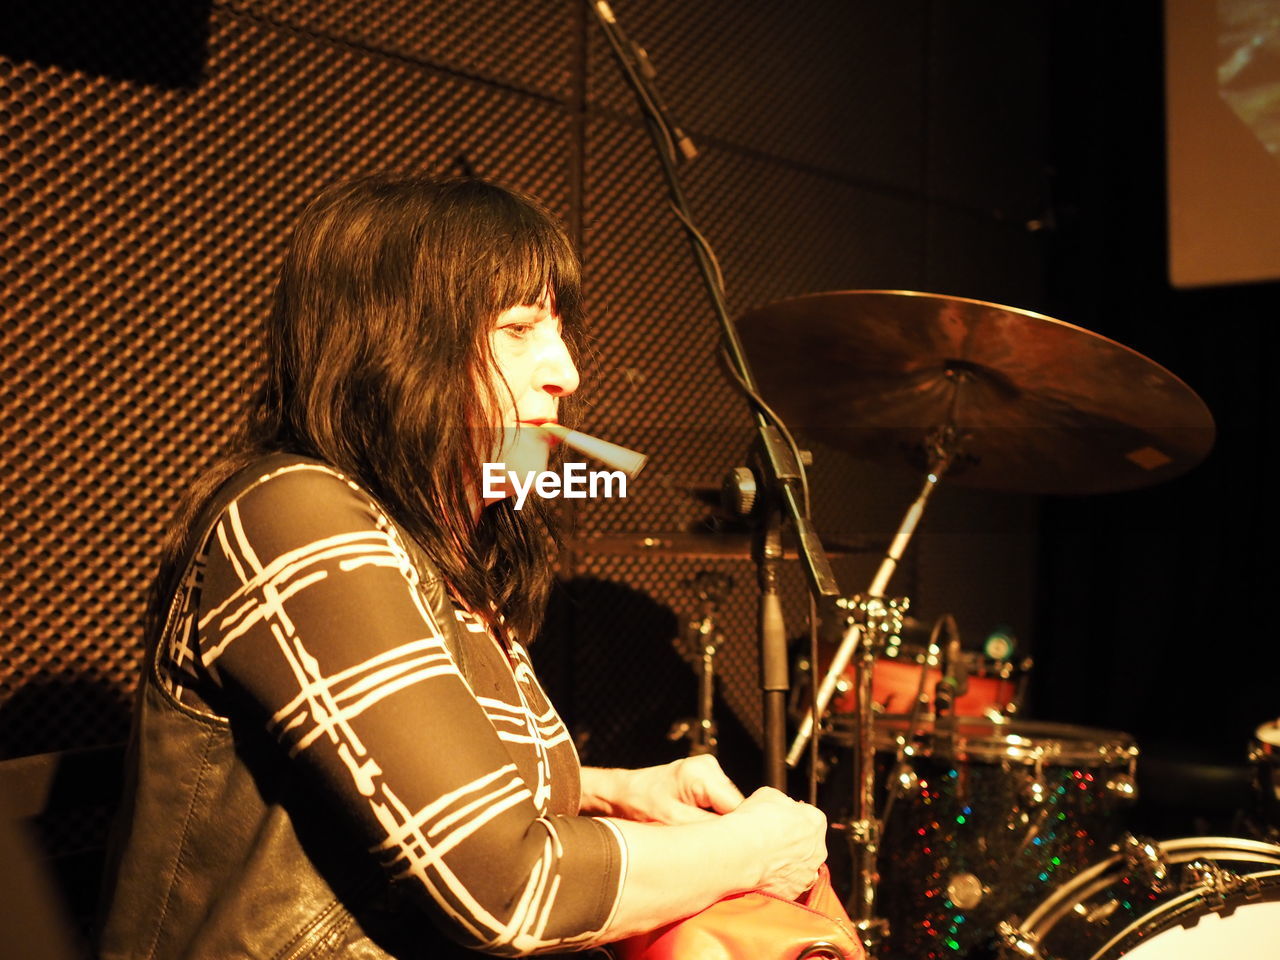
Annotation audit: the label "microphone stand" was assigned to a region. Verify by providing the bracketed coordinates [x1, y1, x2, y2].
[584, 0, 840, 792]
[585, 6, 972, 949]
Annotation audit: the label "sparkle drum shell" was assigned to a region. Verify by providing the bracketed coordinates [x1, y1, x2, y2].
[825, 716, 1138, 960]
[999, 836, 1280, 959]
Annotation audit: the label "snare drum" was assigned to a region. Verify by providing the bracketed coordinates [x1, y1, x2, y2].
[998, 836, 1280, 959]
[824, 716, 1138, 960]
[820, 642, 1029, 718]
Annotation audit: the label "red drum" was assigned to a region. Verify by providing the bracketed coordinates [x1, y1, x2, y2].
[821, 642, 1029, 718]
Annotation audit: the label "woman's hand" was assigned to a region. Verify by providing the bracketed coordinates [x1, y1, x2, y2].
[582, 762, 826, 900]
[580, 755, 745, 824]
[725, 786, 828, 900]
[587, 777, 829, 939]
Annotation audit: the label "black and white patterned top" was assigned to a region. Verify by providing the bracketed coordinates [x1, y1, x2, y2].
[157, 459, 625, 955]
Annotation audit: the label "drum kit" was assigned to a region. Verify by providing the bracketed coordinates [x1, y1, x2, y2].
[577, 290, 1279, 958]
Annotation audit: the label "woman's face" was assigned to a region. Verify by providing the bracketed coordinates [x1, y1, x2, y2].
[481, 298, 580, 506]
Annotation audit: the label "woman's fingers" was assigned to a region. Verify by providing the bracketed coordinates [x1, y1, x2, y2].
[656, 801, 719, 825]
[676, 755, 746, 814]
[730, 787, 828, 899]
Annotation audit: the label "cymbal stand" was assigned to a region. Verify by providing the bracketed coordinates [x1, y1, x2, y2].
[832, 593, 907, 946]
[785, 422, 961, 762]
[786, 423, 963, 951]
[669, 571, 733, 756]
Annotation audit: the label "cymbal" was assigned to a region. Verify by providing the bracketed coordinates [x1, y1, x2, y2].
[736, 290, 1215, 494]
[563, 531, 879, 560]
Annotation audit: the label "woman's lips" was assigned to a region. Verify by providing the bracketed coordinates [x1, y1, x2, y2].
[514, 419, 561, 444]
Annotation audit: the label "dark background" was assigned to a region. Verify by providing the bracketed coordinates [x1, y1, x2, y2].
[1034, 5, 1278, 771]
[0, 0, 1276, 934]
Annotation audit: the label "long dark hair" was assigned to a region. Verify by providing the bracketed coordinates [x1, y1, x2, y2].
[153, 176, 585, 644]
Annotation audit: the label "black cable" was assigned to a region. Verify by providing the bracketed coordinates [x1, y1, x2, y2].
[717, 348, 812, 518]
[586, 0, 836, 793]
[586, 0, 820, 529]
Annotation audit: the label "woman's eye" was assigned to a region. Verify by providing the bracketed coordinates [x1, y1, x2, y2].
[502, 323, 535, 339]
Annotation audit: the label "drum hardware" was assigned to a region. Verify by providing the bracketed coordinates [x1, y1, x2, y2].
[787, 426, 945, 949]
[809, 594, 908, 950]
[880, 735, 924, 823]
[787, 434, 942, 765]
[1104, 772, 1137, 801]
[820, 717, 1139, 960]
[977, 629, 1032, 720]
[785, 390, 982, 947]
[836, 816, 879, 848]
[1120, 834, 1170, 894]
[834, 595, 907, 907]
[932, 618, 968, 719]
[734, 289, 1215, 955]
[1024, 765, 1050, 806]
[1000, 653, 1032, 720]
[1180, 858, 1229, 906]
[877, 616, 957, 834]
[892, 765, 919, 796]
[998, 835, 1280, 960]
[946, 872, 986, 910]
[996, 921, 1039, 959]
[667, 571, 733, 757]
[1077, 899, 1121, 925]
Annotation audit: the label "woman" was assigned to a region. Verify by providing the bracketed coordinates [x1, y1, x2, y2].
[98, 176, 827, 959]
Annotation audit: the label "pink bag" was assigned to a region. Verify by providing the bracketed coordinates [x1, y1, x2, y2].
[611, 865, 864, 960]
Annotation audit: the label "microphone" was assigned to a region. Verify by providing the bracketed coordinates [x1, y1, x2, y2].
[934, 618, 968, 716]
[942, 635, 970, 699]
[588, 0, 698, 163]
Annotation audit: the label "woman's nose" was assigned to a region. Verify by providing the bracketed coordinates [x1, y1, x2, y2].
[539, 334, 580, 397]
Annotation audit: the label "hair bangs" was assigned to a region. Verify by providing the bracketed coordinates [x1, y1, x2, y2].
[493, 197, 583, 330]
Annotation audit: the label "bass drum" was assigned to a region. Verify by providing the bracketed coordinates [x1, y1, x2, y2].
[998, 836, 1280, 959]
